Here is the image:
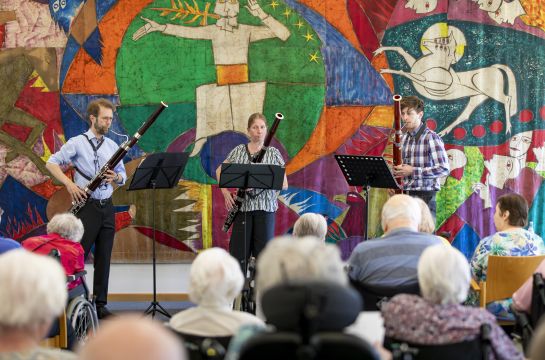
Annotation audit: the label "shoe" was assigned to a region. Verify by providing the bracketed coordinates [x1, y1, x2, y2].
[96, 306, 115, 319]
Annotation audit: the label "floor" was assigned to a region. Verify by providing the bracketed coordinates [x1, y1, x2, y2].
[106, 300, 194, 322]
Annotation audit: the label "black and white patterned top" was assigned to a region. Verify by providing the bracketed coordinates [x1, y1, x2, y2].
[225, 144, 285, 212]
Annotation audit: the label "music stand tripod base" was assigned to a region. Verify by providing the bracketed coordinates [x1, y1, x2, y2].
[128, 152, 189, 319]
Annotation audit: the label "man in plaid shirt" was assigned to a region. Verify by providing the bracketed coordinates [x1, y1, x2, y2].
[393, 96, 449, 217]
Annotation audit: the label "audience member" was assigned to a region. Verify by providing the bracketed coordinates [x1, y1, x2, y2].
[256, 236, 347, 296]
[0, 250, 74, 359]
[513, 258, 545, 313]
[347, 194, 443, 288]
[382, 245, 522, 360]
[415, 197, 451, 246]
[0, 208, 20, 254]
[470, 193, 545, 320]
[22, 213, 85, 290]
[78, 315, 186, 360]
[169, 247, 263, 336]
[292, 213, 328, 242]
[226, 236, 380, 360]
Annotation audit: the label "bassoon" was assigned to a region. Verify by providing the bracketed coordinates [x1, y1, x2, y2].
[69, 102, 168, 214]
[222, 113, 284, 232]
[392, 95, 404, 193]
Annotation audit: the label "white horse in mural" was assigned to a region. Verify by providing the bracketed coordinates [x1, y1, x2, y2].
[374, 23, 518, 136]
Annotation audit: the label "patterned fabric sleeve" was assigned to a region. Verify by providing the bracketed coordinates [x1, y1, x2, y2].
[225, 144, 246, 164]
[269, 147, 285, 166]
[412, 132, 449, 180]
[470, 235, 492, 282]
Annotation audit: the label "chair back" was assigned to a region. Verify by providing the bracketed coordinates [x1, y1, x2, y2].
[350, 279, 420, 311]
[172, 331, 231, 360]
[261, 282, 361, 334]
[238, 332, 380, 360]
[40, 309, 68, 349]
[483, 255, 545, 305]
[384, 324, 492, 360]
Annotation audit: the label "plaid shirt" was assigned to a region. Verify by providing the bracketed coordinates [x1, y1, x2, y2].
[401, 123, 449, 191]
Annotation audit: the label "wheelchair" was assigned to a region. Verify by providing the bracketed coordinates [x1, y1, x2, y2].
[66, 270, 99, 344]
[47, 248, 99, 345]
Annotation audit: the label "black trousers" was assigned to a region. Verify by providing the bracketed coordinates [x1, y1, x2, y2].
[77, 198, 115, 306]
[229, 210, 275, 273]
[405, 190, 437, 218]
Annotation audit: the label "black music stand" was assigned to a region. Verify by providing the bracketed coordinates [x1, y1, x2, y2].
[219, 163, 285, 190]
[128, 152, 189, 318]
[219, 162, 285, 314]
[334, 155, 399, 240]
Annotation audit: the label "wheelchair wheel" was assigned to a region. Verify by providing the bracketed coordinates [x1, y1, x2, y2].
[66, 296, 99, 343]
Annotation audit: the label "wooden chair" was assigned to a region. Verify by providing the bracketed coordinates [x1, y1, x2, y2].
[473, 255, 545, 323]
[40, 309, 68, 348]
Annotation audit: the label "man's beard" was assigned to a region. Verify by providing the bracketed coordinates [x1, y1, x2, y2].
[94, 122, 108, 135]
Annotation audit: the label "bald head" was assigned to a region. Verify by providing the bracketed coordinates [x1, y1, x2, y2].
[381, 194, 421, 233]
[79, 315, 186, 360]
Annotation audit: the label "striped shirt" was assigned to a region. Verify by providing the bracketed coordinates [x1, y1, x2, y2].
[401, 123, 449, 191]
[225, 144, 285, 212]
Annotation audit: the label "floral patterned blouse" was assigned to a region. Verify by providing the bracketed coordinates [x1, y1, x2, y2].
[469, 228, 545, 319]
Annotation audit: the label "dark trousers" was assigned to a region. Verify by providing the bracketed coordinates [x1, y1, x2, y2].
[405, 190, 437, 218]
[77, 198, 115, 307]
[230, 210, 275, 273]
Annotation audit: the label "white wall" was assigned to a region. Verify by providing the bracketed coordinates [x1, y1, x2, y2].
[85, 263, 191, 294]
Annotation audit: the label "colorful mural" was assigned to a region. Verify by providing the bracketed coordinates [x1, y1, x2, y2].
[1, 0, 545, 263]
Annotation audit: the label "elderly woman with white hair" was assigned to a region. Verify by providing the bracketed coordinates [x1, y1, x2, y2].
[292, 213, 328, 242]
[0, 250, 75, 359]
[381, 245, 522, 360]
[169, 247, 264, 336]
[256, 235, 347, 294]
[22, 213, 85, 290]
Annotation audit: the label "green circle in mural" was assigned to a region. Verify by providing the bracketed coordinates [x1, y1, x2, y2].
[116, 0, 325, 182]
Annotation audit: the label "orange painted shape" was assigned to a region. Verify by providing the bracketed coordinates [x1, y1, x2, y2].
[298, 0, 363, 54]
[287, 105, 374, 174]
[365, 106, 394, 128]
[371, 53, 394, 92]
[216, 64, 249, 85]
[62, 0, 154, 94]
